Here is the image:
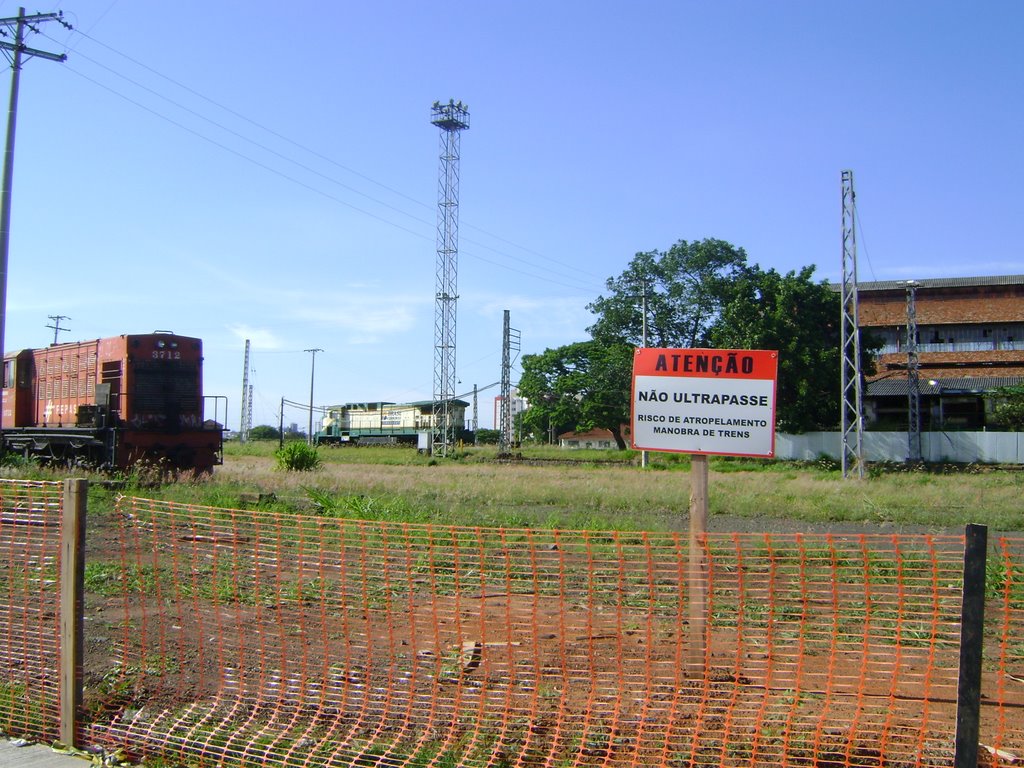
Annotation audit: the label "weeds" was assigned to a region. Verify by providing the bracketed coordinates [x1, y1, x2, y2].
[987, 553, 1024, 608]
[185, 442, 1024, 531]
[275, 442, 322, 472]
[0, 681, 45, 737]
[0, 452, 38, 470]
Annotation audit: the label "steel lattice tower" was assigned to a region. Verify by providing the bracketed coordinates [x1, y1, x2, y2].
[472, 384, 479, 445]
[905, 280, 922, 461]
[430, 100, 469, 457]
[498, 309, 521, 454]
[840, 171, 865, 478]
[240, 339, 251, 442]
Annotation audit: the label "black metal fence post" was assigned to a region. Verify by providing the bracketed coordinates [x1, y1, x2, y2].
[953, 523, 987, 768]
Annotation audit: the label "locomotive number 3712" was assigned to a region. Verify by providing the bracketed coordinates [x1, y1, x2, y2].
[151, 350, 182, 360]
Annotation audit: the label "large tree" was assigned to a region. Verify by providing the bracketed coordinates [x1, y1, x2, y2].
[517, 341, 634, 449]
[521, 238, 863, 443]
[587, 239, 750, 347]
[988, 385, 1024, 430]
[707, 265, 849, 432]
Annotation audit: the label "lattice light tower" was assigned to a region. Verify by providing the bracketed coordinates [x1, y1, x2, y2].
[430, 100, 470, 457]
[840, 170, 865, 478]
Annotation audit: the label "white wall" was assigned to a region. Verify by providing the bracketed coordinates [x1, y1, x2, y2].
[774, 432, 1024, 464]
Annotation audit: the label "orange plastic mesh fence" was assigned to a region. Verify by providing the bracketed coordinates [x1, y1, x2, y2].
[69, 496, 1019, 768]
[0, 479, 64, 741]
[1, 484, 1021, 767]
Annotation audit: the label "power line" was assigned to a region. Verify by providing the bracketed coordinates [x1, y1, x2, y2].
[65, 65, 604, 294]
[66, 27, 608, 285]
[852, 200, 877, 283]
[63, 65, 432, 241]
[50, 28, 607, 293]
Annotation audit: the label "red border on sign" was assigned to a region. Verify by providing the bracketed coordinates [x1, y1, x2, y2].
[631, 347, 779, 458]
[632, 348, 778, 380]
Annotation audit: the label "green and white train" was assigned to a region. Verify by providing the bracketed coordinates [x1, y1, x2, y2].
[314, 400, 470, 446]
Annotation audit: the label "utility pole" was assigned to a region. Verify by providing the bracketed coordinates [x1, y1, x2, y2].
[46, 314, 70, 344]
[0, 8, 69, 453]
[305, 348, 322, 445]
[279, 397, 285, 450]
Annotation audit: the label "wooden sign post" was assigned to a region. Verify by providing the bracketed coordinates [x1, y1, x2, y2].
[631, 348, 778, 676]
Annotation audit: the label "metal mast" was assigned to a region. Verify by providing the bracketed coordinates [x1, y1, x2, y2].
[472, 384, 479, 444]
[430, 99, 469, 457]
[905, 281, 922, 461]
[640, 276, 649, 469]
[240, 339, 251, 442]
[305, 348, 322, 446]
[839, 170, 865, 478]
[498, 309, 521, 454]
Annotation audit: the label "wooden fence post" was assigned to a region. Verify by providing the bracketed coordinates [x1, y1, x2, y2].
[953, 523, 987, 768]
[60, 478, 86, 747]
[687, 454, 709, 676]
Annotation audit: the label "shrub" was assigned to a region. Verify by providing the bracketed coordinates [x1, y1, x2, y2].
[275, 442, 322, 472]
[248, 424, 281, 440]
[0, 451, 36, 469]
[989, 385, 1024, 430]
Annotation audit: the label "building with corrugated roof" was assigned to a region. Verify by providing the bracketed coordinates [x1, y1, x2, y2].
[857, 275, 1024, 429]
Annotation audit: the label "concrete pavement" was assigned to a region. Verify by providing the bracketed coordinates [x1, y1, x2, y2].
[0, 739, 108, 767]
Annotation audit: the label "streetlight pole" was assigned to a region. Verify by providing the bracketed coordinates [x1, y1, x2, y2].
[304, 348, 322, 445]
[640, 276, 649, 468]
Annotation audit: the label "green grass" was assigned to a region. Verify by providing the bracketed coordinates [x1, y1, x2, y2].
[0, 680, 47, 737]
[4, 440, 1024, 531]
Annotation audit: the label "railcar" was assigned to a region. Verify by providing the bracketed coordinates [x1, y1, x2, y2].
[316, 400, 469, 445]
[1, 331, 223, 472]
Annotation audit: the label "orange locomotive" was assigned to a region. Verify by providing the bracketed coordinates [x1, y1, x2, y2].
[2, 331, 223, 472]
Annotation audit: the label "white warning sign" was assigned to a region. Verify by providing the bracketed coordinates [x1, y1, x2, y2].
[631, 348, 778, 458]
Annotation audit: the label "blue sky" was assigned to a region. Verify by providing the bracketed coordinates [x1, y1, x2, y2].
[3, 1, 1022, 430]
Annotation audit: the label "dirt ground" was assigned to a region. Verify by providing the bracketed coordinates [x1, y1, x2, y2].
[68, 499, 1024, 767]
